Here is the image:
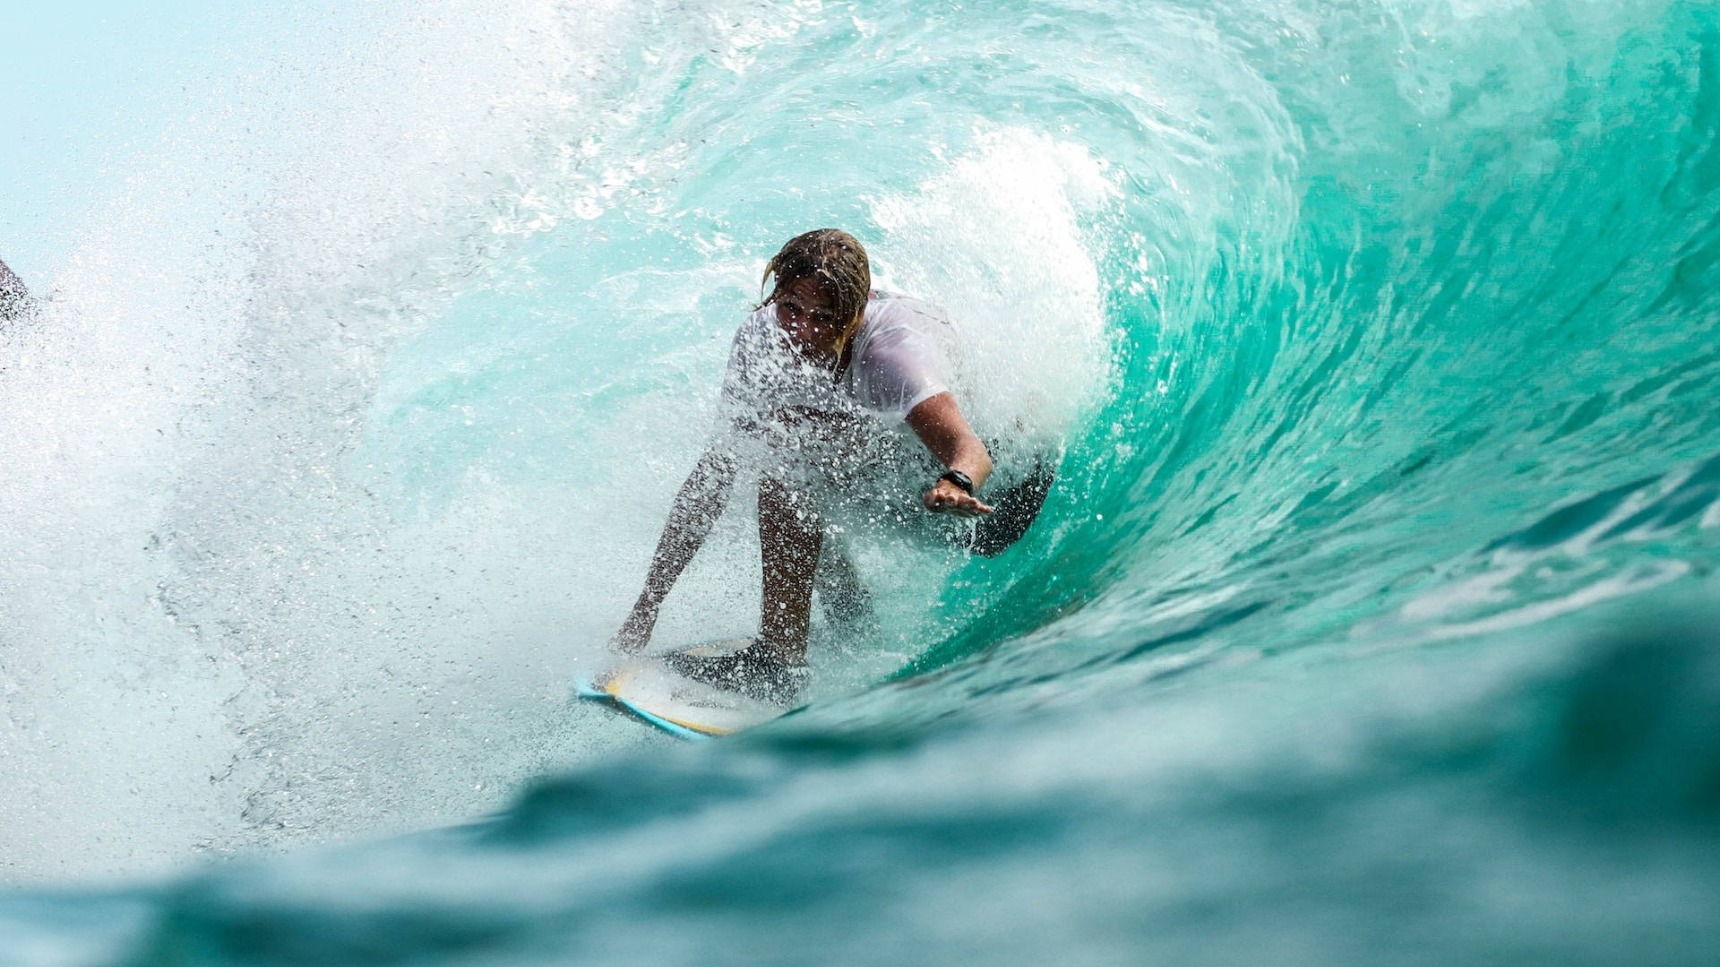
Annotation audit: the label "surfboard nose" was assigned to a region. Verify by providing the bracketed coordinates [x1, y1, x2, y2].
[970, 458, 1057, 557]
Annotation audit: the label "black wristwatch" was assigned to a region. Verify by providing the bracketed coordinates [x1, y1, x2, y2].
[938, 469, 975, 495]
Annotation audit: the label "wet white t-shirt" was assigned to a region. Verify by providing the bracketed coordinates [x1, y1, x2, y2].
[721, 290, 958, 426]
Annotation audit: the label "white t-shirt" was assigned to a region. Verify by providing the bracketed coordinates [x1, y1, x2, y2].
[720, 290, 958, 427]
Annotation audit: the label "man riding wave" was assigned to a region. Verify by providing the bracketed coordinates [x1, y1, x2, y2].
[610, 229, 1052, 703]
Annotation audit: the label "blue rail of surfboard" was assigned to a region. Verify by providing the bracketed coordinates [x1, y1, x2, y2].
[574, 682, 713, 741]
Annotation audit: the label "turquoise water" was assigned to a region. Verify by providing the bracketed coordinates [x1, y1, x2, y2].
[3, 0, 1719, 962]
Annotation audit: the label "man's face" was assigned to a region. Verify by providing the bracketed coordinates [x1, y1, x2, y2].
[773, 275, 843, 358]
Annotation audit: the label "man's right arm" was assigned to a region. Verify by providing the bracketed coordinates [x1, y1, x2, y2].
[610, 443, 740, 652]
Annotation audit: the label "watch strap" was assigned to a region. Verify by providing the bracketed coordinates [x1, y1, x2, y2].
[939, 470, 975, 495]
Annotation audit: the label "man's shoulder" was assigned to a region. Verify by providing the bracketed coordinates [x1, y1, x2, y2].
[740, 303, 775, 327]
[864, 291, 948, 328]
[730, 305, 776, 345]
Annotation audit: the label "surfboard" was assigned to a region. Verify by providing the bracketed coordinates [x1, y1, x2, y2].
[575, 638, 793, 739]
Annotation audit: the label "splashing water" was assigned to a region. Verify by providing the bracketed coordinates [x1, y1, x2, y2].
[2, 0, 1718, 963]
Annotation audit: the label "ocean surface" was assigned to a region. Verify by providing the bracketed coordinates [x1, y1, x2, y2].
[3, 0, 1719, 963]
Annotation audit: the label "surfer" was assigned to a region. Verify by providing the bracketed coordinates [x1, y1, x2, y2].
[0, 257, 31, 321]
[610, 229, 1051, 704]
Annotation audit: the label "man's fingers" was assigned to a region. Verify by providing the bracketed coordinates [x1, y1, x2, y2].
[925, 489, 993, 516]
[923, 484, 995, 517]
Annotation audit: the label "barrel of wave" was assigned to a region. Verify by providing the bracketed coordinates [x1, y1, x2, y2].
[869, 129, 1118, 471]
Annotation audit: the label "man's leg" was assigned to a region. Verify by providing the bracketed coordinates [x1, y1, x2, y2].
[758, 475, 822, 664]
[815, 537, 873, 626]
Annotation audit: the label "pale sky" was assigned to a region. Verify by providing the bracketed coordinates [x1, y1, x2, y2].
[0, 1, 327, 282]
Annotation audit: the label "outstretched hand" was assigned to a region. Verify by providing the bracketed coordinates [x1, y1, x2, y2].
[923, 479, 994, 518]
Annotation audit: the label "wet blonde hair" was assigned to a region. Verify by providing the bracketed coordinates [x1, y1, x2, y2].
[759, 229, 872, 356]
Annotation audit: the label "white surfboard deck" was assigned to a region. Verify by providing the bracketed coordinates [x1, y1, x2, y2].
[575, 638, 790, 739]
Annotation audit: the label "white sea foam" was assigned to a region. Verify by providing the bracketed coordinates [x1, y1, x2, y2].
[869, 127, 1117, 453]
[0, 0, 667, 886]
